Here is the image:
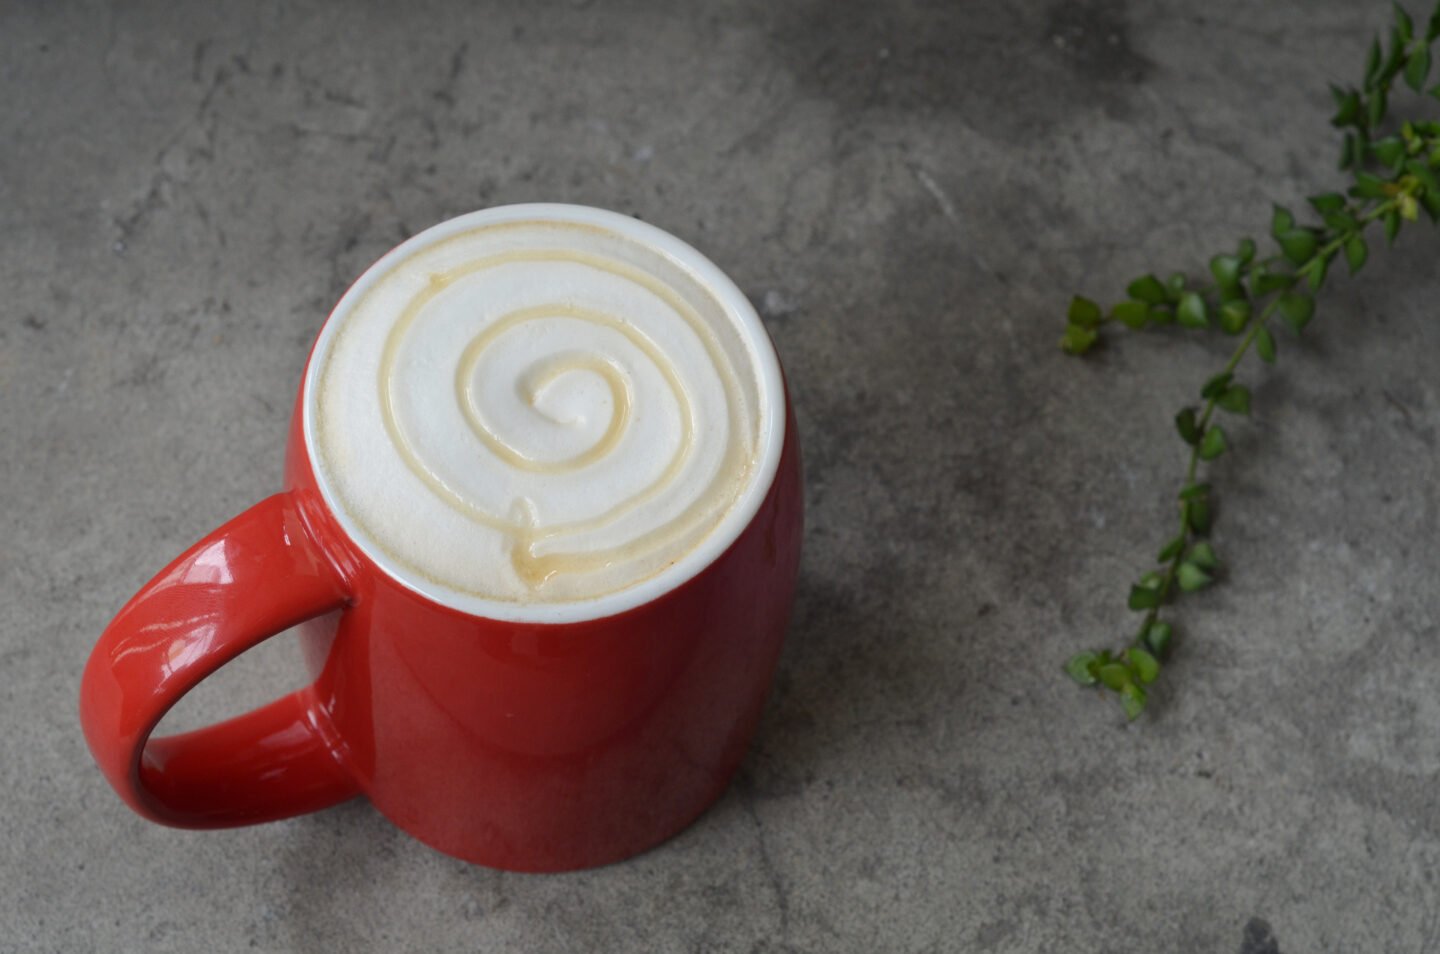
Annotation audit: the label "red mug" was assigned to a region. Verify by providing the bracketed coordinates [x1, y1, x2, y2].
[79, 205, 803, 872]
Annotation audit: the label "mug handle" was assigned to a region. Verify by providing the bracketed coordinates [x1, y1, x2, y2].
[79, 492, 360, 827]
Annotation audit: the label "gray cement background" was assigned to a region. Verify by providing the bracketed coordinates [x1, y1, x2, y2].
[4, 0, 1439, 951]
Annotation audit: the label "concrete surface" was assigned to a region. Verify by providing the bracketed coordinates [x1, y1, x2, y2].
[4, 0, 1439, 951]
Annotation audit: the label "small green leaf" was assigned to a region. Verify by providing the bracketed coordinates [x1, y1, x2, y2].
[1430, 4, 1440, 41]
[1407, 158, 1440, 196]
[1345, 234, 1369, 274]
[1250, 266, 1297, 296]
[1367, 84, 1388, 128]
[1185, 498, 1212, 535]
[1217, 384, 1252, 416]
[1097, 663, 1131, 692]
[1175, 407, 1201, 445]
[1278, 229, 1318, 266]
[1209, 255, 1242, 294]
[1255, 325, 1277, 363]
[1385, 208, 1402, 243]
[1351, 171, 1390, 199]
[1112, 300, 1150, 328]
[1219, 299, 1252, 334]
[1374, 136, 1407, 169]
[1199, 426, 1228, 461]
[1060, 324, 1099, 355]
[1236, 238, 1257, 264]
[1279, 292, 1315, 333]
[1270, 204, 1295, 238]
[1148, 306, 1174, 325]
[1128, 584, 1161, 611]
[1120, 681, 1147, 720]
[1177, 561, 1213, 591]
[1406, 44, 1431, 91]
[1176, 292, 1209, 328]
[1178, 482, 1211, 501]
[1127, 275, 1169, 305]
[1166, 273, 1188, 298]
[1333, 89, 1362, 128]
[1400, 193, 1420, 221]
[1158, 536, 1185, 562]
[1299, 254, 1330, 293]
[1322, 209, 1360, 233]
[1395, 2, 1414, 41]
[1126, 647, 1161, 685]
[1366, 36, 1384, 86]
[1308, 192, 1347, 215]
[1065, 651, 1101, 686]
[1201, 372, 1234, 401]
[1067, 295, 1103, 329]
[1340, 131, 1359, 170]
[1187, 541, 1219, 570]
[1422, 189, 1440, 222]
[1144, 621, 1174, 657]
[1382, 26, 1408, 80]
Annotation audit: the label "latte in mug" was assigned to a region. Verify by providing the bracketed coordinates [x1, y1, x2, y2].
[307, 206, 781, 615]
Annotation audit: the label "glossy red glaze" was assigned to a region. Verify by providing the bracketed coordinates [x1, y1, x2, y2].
[79, 493, 357, 827]
[80, 381, 802, 871]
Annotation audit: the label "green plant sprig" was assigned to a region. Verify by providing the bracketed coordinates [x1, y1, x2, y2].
[1061, 1, 1440, 720]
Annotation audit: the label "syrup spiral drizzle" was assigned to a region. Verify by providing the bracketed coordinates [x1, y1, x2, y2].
[369, 247, 752, 597]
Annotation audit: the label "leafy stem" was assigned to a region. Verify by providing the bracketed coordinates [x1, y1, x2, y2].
[1061, 1, 1440, 720]
[1136, 297, 1276, 636]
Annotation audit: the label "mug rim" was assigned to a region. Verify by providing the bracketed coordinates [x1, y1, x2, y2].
[301, 203, 787, 624]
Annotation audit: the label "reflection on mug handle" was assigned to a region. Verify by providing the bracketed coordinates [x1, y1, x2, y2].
[79, 493, 359, 827]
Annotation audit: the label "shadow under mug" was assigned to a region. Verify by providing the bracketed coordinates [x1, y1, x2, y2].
[78, 205, 803, 872]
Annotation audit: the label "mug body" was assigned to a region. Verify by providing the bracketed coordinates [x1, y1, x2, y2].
[284, 396, 801, 871]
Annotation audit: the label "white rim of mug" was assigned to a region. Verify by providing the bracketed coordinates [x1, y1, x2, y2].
[301, 203, 786, 624]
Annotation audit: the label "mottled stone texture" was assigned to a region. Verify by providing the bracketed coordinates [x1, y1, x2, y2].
[4, 0, 1438, 951]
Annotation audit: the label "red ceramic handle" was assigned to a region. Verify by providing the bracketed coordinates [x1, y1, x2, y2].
[79, 493, 359, 828]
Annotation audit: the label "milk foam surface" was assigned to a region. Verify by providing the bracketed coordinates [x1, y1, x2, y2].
[309, 211, 767, 607]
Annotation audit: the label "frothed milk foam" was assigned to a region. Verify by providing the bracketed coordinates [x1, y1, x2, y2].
[307, 207, 777, 612]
